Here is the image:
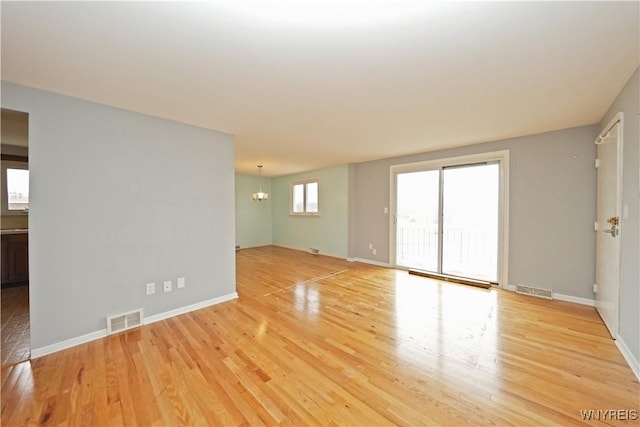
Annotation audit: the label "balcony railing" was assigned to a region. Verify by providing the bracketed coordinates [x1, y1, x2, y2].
[396, 224, 497, 282]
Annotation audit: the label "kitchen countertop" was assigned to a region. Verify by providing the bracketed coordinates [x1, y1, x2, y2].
[1, 229, 28, 235]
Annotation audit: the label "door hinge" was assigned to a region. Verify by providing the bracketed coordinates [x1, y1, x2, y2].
[593, 283, 597, 293]
[594, 221, 599, 231]
[595, 158, 600, 168]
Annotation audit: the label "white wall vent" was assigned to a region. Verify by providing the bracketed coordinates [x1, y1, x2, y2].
[515, 284, 553, 300]
[107, 308, 143, 335]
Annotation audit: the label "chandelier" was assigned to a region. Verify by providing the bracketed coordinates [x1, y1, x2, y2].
[252, 165, 269, 201]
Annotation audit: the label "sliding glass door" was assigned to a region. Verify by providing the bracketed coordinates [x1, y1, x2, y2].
[394, 160, 501, 283]
[396, 170, 440, 272]
[441, 163, 499, 282]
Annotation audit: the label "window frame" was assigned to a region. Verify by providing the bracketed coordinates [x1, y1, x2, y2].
[1, 159, 29, 216]
[289, 178, 320, 216]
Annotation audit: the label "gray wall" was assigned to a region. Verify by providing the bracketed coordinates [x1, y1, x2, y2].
[2, 82, 236, 350]
[235, 173, 273, 248]
[599, 67, 639, 364]
[350, 125, 598, 298]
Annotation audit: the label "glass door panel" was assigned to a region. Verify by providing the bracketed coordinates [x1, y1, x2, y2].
[441, 163, 499, 282]
[395, 170, 440, 272]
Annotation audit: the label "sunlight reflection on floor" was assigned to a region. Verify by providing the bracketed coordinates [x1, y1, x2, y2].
[393, 271, 500, 379]
[294, 282, 321, 317]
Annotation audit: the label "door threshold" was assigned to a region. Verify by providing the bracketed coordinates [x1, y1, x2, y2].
[408, 270, 494, 289]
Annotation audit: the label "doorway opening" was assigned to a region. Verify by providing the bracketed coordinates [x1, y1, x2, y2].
[1, 108, 30, 367]
[391, 151, 508, 286]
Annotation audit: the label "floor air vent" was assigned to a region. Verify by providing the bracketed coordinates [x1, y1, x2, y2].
[107, 308, 143, 335]
[515, 285, 553, 300]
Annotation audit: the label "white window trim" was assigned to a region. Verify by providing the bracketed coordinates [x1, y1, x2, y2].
[290, 177, 321, 216]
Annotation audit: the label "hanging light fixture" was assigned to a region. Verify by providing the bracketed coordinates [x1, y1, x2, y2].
[252, 165, 269, 201]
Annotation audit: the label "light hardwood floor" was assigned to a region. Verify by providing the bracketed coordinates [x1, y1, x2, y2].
[1, 246, 638, 425]
[1, 285, 30, 367]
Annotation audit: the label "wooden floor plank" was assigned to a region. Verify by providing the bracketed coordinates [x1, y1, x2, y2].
[1, 246, 638, 426]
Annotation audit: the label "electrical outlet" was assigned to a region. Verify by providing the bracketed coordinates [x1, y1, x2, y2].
[163, 280, 172, 293]
[146, 282, 155, 295]
[372, 248, 377, 255]
[177, 277, 186, 289]
[368, 243, 373, 250]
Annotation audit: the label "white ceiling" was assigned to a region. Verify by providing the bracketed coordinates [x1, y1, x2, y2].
[2, 1, 638, 176]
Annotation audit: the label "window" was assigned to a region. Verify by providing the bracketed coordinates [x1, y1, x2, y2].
[7, 168, 29, 211]
[1, 161, 29, 215]
[291, 179, 319, 214]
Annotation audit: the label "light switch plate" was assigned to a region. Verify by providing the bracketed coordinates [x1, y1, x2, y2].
[146, 283, 155, 295]
[177, 277, 186, 289]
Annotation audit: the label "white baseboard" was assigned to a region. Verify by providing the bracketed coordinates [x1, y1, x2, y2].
[347, 257, 391, 268]
[553, 293, 595, 307]
[504, 285, 595, 306]
[266, 245, 390, 267]
[144, 292, 238, 325]
[30, 292, 238, 360]
[236, 243, 271, 250]
[31, 329, 107, 359]
[272, 244, 347, 260]
[615, 335, 640, 381]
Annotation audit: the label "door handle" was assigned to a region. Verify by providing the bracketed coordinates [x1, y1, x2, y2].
[603, 225, 619, 237]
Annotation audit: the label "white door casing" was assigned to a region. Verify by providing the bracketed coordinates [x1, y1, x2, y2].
[594, 113, 623, 339]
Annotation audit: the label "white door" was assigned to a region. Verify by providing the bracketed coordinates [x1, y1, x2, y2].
[595, 114, 623, 339]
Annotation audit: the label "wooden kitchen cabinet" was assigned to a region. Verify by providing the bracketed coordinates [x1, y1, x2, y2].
[1, 232, 28, 285]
